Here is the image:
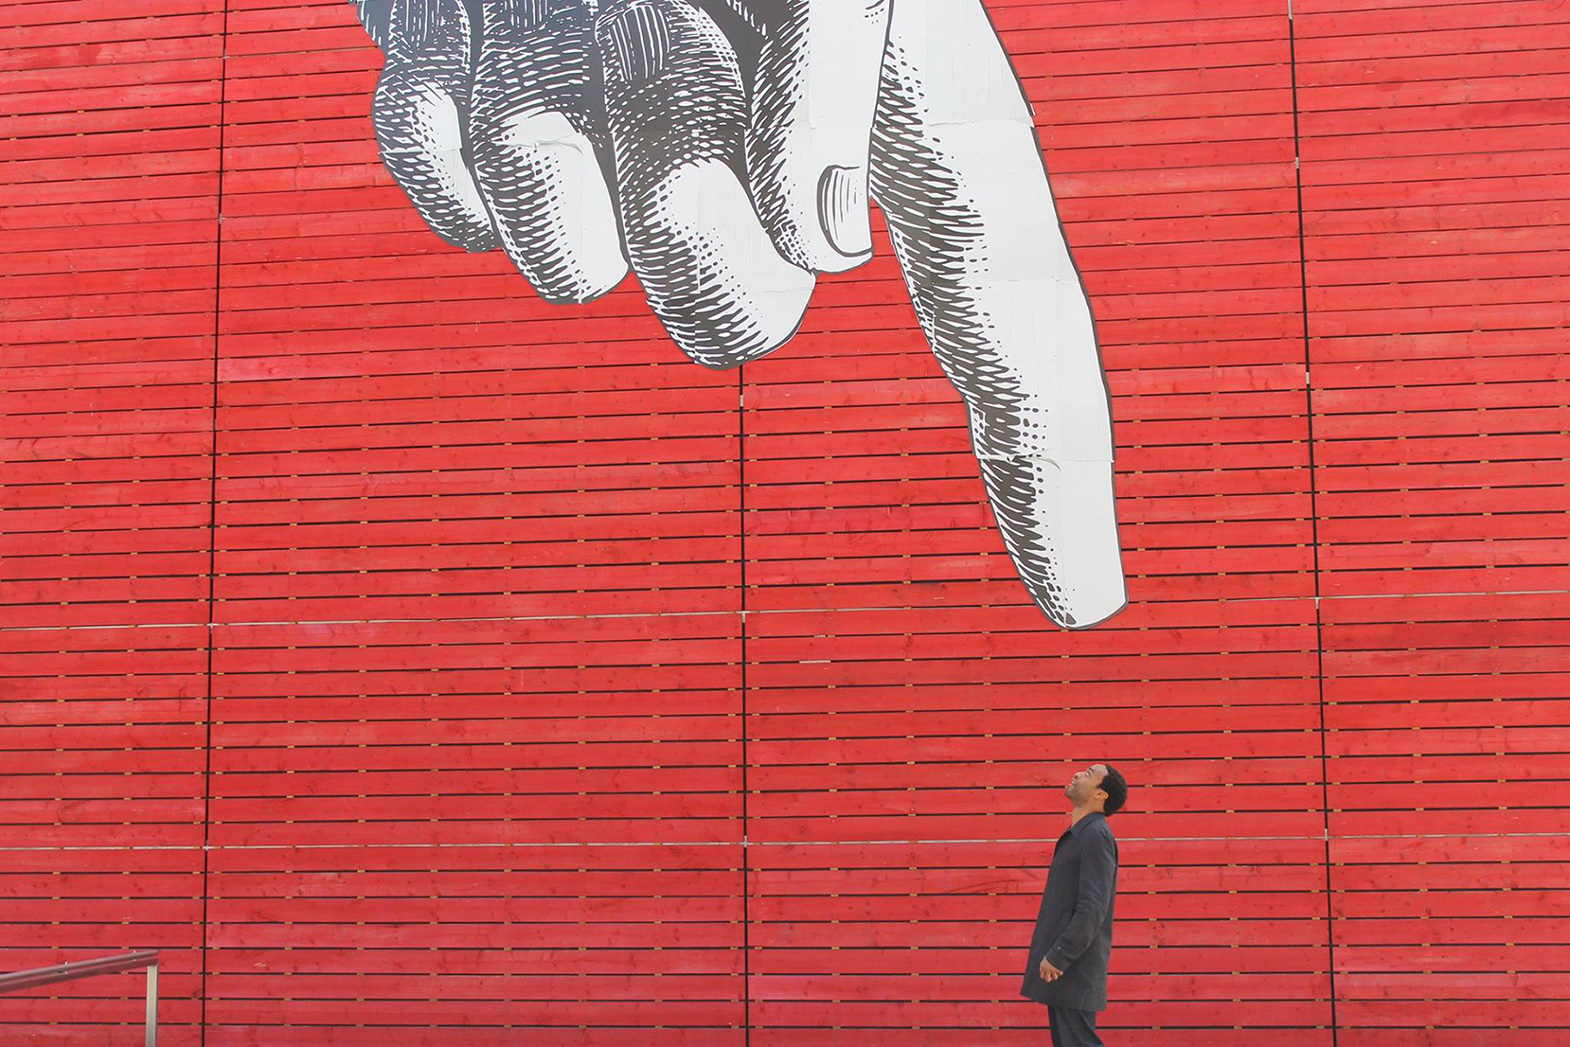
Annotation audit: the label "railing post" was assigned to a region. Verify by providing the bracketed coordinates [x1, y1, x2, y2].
[144, 963, 159, 1047]
[0, 949, 162, 1040]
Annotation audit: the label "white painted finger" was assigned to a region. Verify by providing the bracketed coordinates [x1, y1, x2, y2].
[869, 0, 1126, 628]
[744, 0, 891, 272]
[596, 0, 813, 368]
[369, 0, 498, 251]
[470, 0, 629, 304]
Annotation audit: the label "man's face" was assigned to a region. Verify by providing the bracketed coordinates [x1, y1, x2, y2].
[1064, 763, 1109, 806]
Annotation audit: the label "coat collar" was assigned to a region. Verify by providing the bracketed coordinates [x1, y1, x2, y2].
[1067, 810, 1107, 836]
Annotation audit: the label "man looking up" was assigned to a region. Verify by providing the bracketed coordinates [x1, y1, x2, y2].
[1021, 763, 1128, 1046]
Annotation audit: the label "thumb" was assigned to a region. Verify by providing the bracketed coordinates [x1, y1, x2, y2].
[744, 0, 891, 272]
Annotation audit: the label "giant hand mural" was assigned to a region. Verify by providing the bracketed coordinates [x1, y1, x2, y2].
[350, 0, 1127, 629]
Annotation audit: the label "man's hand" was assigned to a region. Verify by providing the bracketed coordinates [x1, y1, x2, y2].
[349, 0, 1129, 629]
[1039, 957, 1064, 982]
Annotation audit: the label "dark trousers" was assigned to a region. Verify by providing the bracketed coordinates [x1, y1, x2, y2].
[1048, 1006, 1104, 1047]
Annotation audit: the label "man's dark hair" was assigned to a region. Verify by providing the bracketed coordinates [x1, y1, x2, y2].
[1098, 764, 1128, 816]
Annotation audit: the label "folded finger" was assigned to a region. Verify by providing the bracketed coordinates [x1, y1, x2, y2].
[371, 0, 497, 251]
[350, 0, 392, 49]
[743, 0, 891, 272]
[596, 0, 813, 368]
[470, 0, 629, 304]
[869, 0, 1125, 628]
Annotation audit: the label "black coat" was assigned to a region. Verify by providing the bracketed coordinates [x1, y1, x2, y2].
[1020, 811, 1119, 1011]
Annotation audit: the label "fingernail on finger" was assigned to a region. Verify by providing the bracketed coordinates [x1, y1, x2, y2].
[818, 164, 872, 260]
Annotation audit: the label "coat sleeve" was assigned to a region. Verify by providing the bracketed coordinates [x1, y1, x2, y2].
[1043, 827, 1116, 970]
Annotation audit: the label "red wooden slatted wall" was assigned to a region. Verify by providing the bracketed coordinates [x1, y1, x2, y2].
[1296, 1, 1570, 1042]
[1, 1, 1567, 1045]
[206, 0, 745, 1042]
[1, 0, 222, 1039]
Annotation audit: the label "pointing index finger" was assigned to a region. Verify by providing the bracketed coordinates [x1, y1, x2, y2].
[869, 0, 1127, 628]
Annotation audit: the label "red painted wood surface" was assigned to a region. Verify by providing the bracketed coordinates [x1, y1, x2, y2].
[2, 0, 1568, 1044]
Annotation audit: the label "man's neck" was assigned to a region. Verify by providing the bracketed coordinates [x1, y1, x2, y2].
[1068, 805, 1103, 828]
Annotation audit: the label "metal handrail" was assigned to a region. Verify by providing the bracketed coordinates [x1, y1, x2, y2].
[0, 950, 159, 1046]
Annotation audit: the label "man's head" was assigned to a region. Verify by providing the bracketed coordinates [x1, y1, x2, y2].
[1064, 763, 1128, 816]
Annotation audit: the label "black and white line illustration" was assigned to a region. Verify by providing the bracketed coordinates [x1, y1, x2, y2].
[350, 0, 1128, 629]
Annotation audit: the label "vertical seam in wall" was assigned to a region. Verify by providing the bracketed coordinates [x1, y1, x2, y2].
[1287, 6, 1340, 1043]
[738, 367, 751, 1045]
[198, 1, 229, 1040]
